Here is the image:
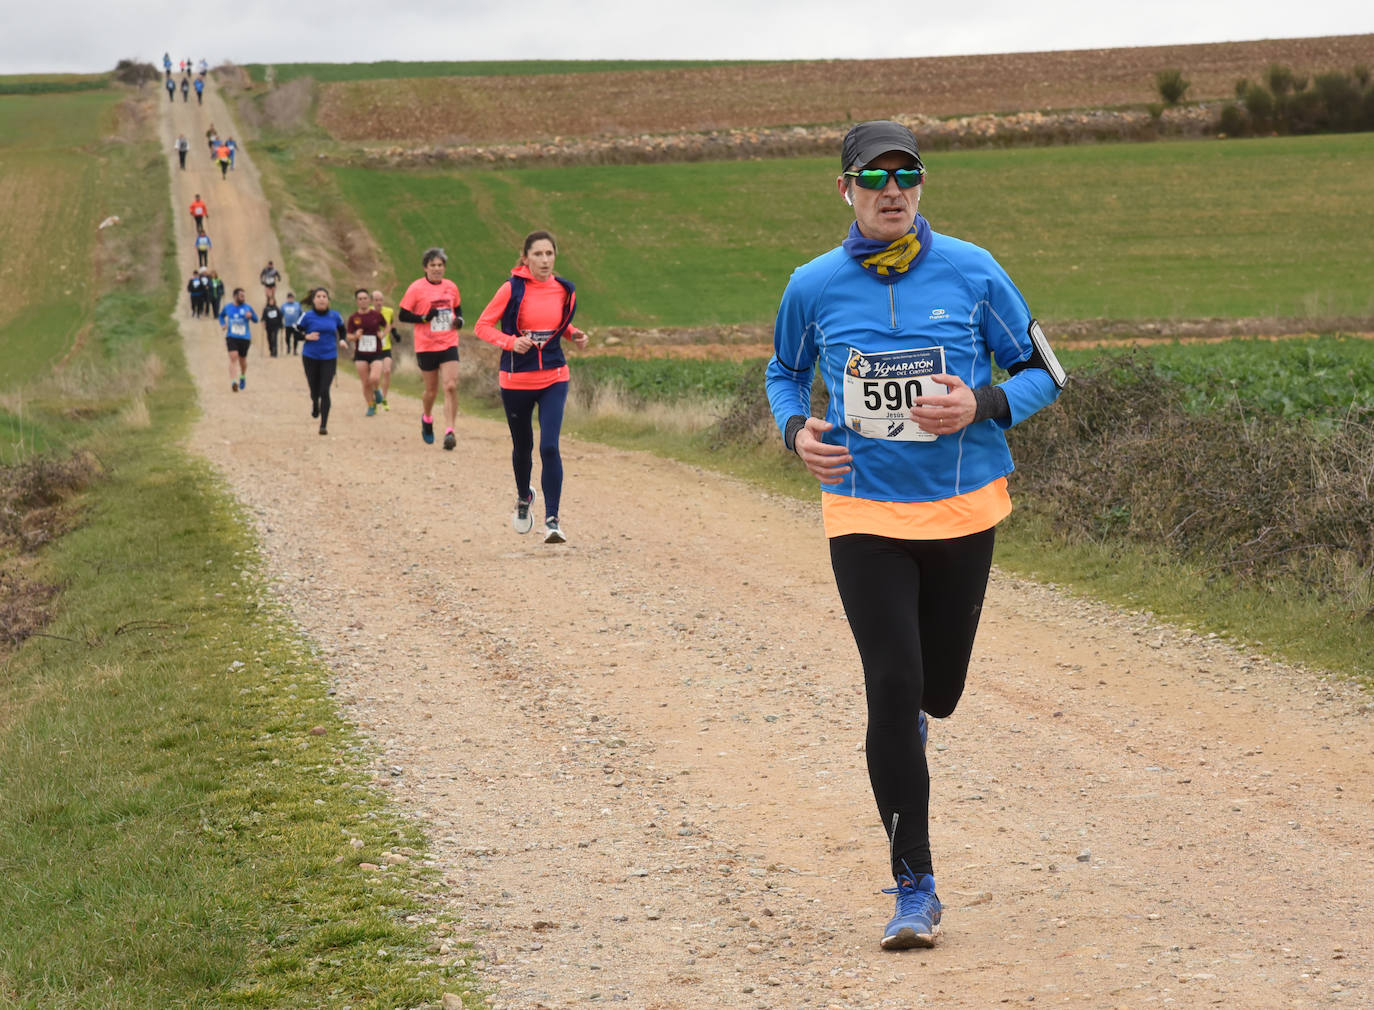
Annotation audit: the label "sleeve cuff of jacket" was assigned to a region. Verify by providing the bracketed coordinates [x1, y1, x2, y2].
[783, 415, 808, 454]
[972, 385, 1010, 424]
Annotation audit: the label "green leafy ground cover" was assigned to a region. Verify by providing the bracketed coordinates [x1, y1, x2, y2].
[565, 335, 1374, 421]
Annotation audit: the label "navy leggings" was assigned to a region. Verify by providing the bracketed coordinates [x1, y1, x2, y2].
[501, 380, 569, 519]
[303, 356, 336, 427]
[829, 527, 996, 881]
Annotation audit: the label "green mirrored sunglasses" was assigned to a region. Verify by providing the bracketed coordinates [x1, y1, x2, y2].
[843, 168, 925, 190]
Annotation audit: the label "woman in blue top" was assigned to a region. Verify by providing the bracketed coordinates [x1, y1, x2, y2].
[298, 288, 345, 435]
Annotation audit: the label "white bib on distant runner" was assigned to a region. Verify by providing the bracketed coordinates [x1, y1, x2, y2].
[358, 333, 378, 353]
[431, 307, 453, 333]
[842, 345, 947, 442]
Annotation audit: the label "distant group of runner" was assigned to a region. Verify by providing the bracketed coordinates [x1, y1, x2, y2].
[168, 83, 587, 544]
[181, 203, 584, 541]
[274, 242, 585, 544]
[163, 53, 208, 104]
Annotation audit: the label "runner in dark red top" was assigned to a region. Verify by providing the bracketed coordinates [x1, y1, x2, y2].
[346, 289, 389, 417]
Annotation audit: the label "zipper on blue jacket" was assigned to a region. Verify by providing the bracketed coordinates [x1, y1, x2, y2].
[888, 286, 897, 329]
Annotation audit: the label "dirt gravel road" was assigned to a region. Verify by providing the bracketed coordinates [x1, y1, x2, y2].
[159, 93, 1373, 1009]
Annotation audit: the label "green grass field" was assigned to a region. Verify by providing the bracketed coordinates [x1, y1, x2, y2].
[333, 132, 1374, 327]
[1, 87, 477, 1009]
[0, 91, 125, 392]
[245, 59, 766, 85]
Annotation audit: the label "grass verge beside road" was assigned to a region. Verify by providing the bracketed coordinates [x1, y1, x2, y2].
[1, 398, 473, 1008]
[1, 86, 475, 1009]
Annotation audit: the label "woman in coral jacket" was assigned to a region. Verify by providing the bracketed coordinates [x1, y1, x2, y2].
[474, 230, 588, 545]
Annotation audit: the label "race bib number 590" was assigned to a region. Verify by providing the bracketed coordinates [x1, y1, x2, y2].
[843, 346, 947, 442]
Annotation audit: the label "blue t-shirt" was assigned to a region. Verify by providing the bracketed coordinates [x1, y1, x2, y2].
[280, 300, 302, 327]
[298, 308, 343, 360]
[219, 303, 259, 340]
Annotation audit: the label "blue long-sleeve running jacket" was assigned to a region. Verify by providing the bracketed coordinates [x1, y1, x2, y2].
[765, 228, 1062, 504]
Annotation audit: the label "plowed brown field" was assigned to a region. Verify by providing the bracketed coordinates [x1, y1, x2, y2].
[317, 34, 1374, 143]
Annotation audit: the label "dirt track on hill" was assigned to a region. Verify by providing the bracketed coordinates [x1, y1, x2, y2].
[160, 93, 1374, 1009]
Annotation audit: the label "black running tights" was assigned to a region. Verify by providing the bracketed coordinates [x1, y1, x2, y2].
[829, 528, 995, 881]
[303, 356, 336, 427]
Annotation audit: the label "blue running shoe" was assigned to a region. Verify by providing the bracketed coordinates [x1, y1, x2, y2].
[880, 867, 942, 950]
[919, 710, 928, 752]
[373, 388, 383, 405]
[421, 416, 435, 444]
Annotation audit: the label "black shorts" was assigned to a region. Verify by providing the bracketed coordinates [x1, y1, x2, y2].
[353, 350, 384, 364]
[415, 346, 459, 371]
[226, 338, 251, 356]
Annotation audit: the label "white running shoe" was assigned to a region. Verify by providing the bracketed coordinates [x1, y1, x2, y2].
[543, 517, 566, 544]
[512, 491, 535, 534]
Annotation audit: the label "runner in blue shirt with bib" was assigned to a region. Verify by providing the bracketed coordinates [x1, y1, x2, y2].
[218, 288, 260, 393]
[766, 120, 1065, 953]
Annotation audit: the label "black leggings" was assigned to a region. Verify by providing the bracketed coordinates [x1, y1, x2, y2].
[501, 381, 568, 518]
[264, 321, 281, 356]
[829, 527, 996, 881]
[303, 357, 336, 427]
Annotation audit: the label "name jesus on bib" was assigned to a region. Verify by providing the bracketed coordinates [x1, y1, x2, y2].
[843, 346, 947, 442]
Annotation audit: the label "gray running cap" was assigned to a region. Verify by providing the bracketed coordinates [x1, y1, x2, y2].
[841, 120, 923, 171]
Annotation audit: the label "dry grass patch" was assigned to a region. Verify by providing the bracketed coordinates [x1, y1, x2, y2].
[572, 383, 733, 436]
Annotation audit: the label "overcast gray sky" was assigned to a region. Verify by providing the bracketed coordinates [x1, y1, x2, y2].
[5, 0, 1371, 74]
